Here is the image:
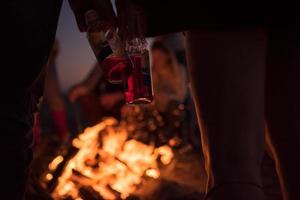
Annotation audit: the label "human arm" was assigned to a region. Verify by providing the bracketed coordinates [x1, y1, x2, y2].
[68, 63, 103, 102]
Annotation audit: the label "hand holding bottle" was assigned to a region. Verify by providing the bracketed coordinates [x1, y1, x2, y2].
[68, 0, 116, 32]
[115, 0, 147, 41]
[116, 1, 153, 104]
[85, 10, 133, 84]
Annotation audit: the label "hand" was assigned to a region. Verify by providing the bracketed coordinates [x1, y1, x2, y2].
[115, 0, 147, 41]
[68, 0, 117, 32]
[68, 84, 90, 102]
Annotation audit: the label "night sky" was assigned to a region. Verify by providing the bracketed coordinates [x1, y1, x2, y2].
[56, 1, 96, 93]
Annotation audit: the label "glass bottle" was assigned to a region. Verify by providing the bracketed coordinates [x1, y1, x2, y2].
[85, 10, 132, 84]
[123, 9, 154, 104]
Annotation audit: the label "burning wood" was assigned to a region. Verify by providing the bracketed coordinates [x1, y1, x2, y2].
[46, 117, 174, 199]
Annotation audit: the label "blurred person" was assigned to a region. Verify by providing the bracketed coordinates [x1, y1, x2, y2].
[41, 39, 69, 141]
[150, 40, 189, 143]
[68, 62, 124, 128]
[154, 33, 187, 66]
[152, 34, 200, 148]
[151, 40, 188, 113]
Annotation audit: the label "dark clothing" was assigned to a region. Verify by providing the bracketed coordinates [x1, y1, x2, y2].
[138, 1, 300, 36]
[2, 1, 62, 199]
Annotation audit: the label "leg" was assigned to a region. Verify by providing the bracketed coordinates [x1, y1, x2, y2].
[265, 27, 300, 200]
[1, 1, 62, 199]
[185, 28, 267, 199]
[45, 61, 69, 139]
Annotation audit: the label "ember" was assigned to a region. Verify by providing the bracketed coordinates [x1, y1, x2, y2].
[47, 117, 174, 199]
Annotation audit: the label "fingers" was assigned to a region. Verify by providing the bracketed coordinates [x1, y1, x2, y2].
[135, 5, 147, 38]
[116, 0, 140, 41]
[92, 0, 117, 31]
[116, 0, 147, 41]
[68, 0, 147, 40]
[115, 0, 130, 40]
[68, 0, 117, 32]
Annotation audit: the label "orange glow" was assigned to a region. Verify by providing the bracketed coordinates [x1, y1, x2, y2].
[48, 155, 64, 171]
[146, 168, 160, 178]
[157, 146, 174, 165]
[46, 173, 53, 181]
[168, 138, 177, 146]
[50, 117, 174, 199]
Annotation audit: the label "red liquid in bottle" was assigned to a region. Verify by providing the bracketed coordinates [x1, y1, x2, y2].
[101, 56, 133, 84]
[124, 52, 153, 104]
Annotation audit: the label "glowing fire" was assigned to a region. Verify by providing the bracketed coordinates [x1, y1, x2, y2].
[49, 118, 174, 199]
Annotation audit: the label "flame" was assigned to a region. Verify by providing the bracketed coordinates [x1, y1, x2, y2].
[46, 173, 53, 181]
[145, 169, 160, 178]
[49, 117, 174, 199]
[157, 145, 174, 165]
[48, 155, 64, 171]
